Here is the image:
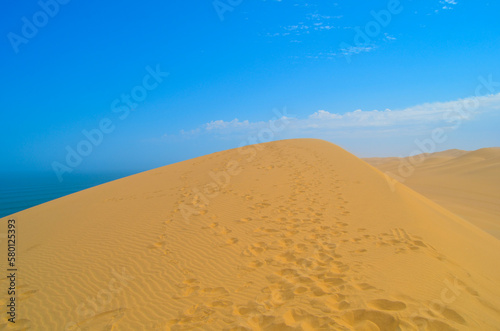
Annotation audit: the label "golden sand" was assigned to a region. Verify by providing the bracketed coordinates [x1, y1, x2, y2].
[365, 147, 500, 239]
[2, 139, 500, 330]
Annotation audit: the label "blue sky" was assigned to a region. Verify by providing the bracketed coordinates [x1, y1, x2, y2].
[1, 0, 500, 180]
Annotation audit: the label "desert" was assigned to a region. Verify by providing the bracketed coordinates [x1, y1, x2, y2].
[2, 139, 500, 330]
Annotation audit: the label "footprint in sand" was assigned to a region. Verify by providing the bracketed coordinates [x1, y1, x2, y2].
[72, 308, 127, 331]
[369, 299, 407, 311]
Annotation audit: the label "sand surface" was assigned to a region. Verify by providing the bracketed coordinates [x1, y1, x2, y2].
[2, 139, 500, 330]
[364, 147, 500, 239]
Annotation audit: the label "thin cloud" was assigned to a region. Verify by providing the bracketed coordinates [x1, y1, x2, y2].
[174, 93, 500, 139]
[339, 45, 376, 57]
[435, 0, 458, 12]
[441, 0, 457, 9]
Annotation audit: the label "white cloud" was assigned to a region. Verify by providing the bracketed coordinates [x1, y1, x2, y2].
[204, 119, 250, 130]
[309, 110, 343, 119]
[265, 9, 342, 39]
[384, 33, 396, 41]
[340, 45, 376, 57]
[439, 0, 457, 10]
[175, 93, 500, 140]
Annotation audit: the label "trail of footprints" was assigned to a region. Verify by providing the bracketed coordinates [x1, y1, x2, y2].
[157, 148, 475, 330]
[168, 217, 471, 330]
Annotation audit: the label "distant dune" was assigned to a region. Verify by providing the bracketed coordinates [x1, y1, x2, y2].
[2, 139, 500, 330]
[365, 147, 500, 239]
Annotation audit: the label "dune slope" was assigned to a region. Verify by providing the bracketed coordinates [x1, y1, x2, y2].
[2, 139, 500, 330]
[365, 147, 500, 239]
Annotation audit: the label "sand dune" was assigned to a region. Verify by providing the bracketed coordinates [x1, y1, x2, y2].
[365, 147, 500, 239]
[2, 139, 500, 330]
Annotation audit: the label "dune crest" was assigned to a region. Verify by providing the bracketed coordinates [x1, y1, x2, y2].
[2, 139, 500, 330]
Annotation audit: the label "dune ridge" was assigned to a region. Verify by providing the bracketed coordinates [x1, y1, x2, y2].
[2, 139, 500, 330]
